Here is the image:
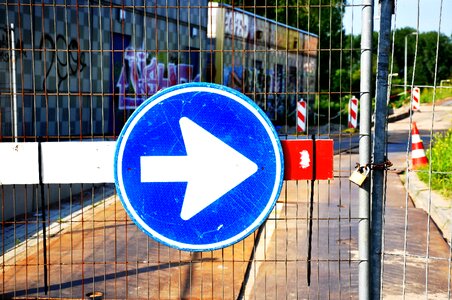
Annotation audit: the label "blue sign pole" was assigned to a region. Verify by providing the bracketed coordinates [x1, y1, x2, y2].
[114, 83, 283, 251]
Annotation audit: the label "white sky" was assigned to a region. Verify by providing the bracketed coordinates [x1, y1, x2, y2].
[343, 0, 452, 36]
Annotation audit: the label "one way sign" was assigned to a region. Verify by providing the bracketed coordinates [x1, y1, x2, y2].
[114, 83, 284, 252]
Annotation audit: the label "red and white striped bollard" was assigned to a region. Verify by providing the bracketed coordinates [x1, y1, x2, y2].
[348, 96, 358, 128]
[412, 87, 421, 111]
[297, 99, 306, 133]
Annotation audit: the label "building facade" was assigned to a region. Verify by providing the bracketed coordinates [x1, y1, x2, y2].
[0, 1, 317, 141]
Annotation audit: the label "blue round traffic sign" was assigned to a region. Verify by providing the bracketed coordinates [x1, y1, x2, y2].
[114, 82, 283, 251]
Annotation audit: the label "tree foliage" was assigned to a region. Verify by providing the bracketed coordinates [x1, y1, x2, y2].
[391, 28, 452, 86]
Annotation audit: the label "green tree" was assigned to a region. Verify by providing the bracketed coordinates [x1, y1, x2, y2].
[416, 32, 452, 85]
[392, 28, 452, 86]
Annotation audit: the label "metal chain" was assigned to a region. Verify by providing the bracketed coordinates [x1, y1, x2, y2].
[354, 160, 394, 172]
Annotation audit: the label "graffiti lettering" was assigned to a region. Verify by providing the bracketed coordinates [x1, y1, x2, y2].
[224, 65, 299, 125]
[116, 47, 200, 109]
[0, 25, 26, 63]
[0, 26, 10, 62]
[224, 10, 250, 39]
[38, 33, 86, 91]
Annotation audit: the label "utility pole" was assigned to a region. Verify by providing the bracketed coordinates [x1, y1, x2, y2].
[359, 0, 374, 299]
[404, 32, 417, 94]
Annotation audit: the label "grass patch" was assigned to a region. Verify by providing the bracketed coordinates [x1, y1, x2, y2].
[389, 85, 452, 109]
[421, 86, 452, 103]
[417, 129, 452, 198]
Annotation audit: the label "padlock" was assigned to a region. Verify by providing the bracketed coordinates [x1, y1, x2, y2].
[349, 166, 369, 186]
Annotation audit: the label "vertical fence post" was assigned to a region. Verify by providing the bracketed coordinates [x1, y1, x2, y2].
[10, 23, 18, 142]
[38, 140, 49, 294]
[359, 0, 374, 299]
[371, 0, 394, 298]
[307, 134, 316, 286]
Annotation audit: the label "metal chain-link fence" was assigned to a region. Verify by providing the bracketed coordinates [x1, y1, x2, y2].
[1, 1, 451, 299]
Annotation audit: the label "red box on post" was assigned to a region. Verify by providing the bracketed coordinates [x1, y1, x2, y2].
[281, 139, 334, 180]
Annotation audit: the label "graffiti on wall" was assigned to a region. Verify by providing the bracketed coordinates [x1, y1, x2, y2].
[0, 26, 11, 62]
[116, 47, 201, 109]
[222, 7, 318, 55]
[223, 64, 299, 125]
[0, 25, 27, 63]
[224, 10, 250, 40]
[38, 33, 87, 92]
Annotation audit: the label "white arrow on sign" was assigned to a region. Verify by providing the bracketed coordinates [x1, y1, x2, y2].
[140, 117, 258, 221]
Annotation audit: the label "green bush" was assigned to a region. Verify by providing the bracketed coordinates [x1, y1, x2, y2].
[421, 86, 452, 104]
[313, 94, 350, 125]
[388, 92, 409, 109]
[417, 129, 452, 198]
[388, 86, 452, 109]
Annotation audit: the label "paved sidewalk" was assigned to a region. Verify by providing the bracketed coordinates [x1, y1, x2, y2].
[244, 153, 452, 299]
[1, 185, 116, 269]
[1, 190, 257, 299]
[383, 101, 452, 298]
